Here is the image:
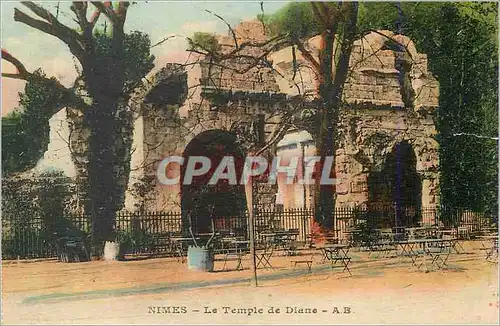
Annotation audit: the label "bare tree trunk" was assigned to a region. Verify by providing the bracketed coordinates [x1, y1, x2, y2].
[313, 29, 336, 229]
[312, 2, 359, 229]
[86, 98, 133, 257]
[2, 1, 136, 258]
[87, 101, 117, 254]
[66, 107, 90, 212]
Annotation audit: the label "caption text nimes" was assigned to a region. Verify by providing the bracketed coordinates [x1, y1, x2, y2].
[148, 305, 352, 316]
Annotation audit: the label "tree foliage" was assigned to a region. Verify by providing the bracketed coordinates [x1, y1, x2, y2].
[359, 1, 498, 214]
[1, 70, 61, 175]
[92, 30, 155, 94]
[2, 29, 154, 180]
[188, 32, 221, 54]
[2, 170, 75, 229]
[261, 1, 498, 214]
[1, 170, 79, 259]
[259, 2, 320, 39]
[2, 2, 156, 254]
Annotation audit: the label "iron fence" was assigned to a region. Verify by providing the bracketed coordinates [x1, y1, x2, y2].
[2, 205, 496, 260]
[1, 213, 90, 260]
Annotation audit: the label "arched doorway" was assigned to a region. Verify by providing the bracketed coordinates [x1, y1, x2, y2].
[367, 141, 422, 228]
[275, 130, 316, 209]
[181, 130, 247, 235]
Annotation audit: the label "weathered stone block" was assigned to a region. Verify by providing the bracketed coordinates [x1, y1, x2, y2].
[358, 74, 377, 85]
[377, 55, 396, 67]
[380, 119, 407, 130]
[350, 177, 368, 193]
[375, 76, 390, 85]
[350, 84, 375, 92]
[336, 154, 348, 164]
[380, 86, 402, 101]
[264, 123, 278, 134]
[336, 181, 349, 195]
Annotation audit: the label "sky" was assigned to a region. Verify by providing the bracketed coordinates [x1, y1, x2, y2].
[1, 1, 289, 116]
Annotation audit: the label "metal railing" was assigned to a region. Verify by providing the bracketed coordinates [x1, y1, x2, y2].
[2, 206, 496, 260]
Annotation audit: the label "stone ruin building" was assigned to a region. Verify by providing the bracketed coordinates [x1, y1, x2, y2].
[124, 20, 440, 232]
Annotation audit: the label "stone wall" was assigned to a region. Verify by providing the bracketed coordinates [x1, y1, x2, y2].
[125, 22, 440, 214]
[270, 30, 439, 110]
[126, 63, 286, 211]
[269, 29, 440, 209]
[345, 31, 439, 111]
[335, 107, 439, 207]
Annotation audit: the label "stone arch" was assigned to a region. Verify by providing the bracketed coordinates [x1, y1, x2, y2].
[409, 136, 440, 210]
[359, 130, 436, 173]
[180, 129, 247, 234]
[367, 140, 422, 228]
[129, 63, 188, 118]
[125, 27, 440, 217]
[362, 30, 419, 60]
[368, 141, 422, 205]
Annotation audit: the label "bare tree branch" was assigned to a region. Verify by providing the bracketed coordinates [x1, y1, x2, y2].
[114, 1, 130, 30]
[89, 8, 101, 27]
[254, 122, 289, 156]
[1, 49, 28, 77]
[2, 49, 91, 111]
[292, 36, 320, 72]
[70, 1, 100, 41]
[205, 9, 238, 49]
[91, 1, 116, 23]
[14, 3, 84, 60]
[151, 35, 178, 49]
[259, 1, 266, 31]
[70, 1, 89, 30]
[115, 1, 130, 19]
[331, 3, 358, 96]
[311, 2, 330, 28]
[22, 1, 61, 24]
[291, 45, 298, 81]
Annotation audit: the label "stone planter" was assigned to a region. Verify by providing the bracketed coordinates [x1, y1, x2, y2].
[187, 246, 214, 272]
[103, 241, 121, 261]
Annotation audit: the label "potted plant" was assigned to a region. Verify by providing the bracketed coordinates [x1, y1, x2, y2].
[103, 228, 132, 261]
[116, 228, 135, 260]
[186, 207, 217, 272]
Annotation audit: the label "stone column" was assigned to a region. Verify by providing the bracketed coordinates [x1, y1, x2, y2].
[414, 137, 439, 226]
[420, 173, 439, 226]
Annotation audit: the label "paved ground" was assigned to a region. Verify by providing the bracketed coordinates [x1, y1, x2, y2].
[2, 241, 499, 324]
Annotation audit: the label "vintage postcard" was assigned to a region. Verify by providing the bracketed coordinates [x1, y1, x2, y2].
[1, 1, 499, 324]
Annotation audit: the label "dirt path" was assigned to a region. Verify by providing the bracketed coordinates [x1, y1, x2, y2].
[2, 263, 498, 325]
[2, 243, 499, 324]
